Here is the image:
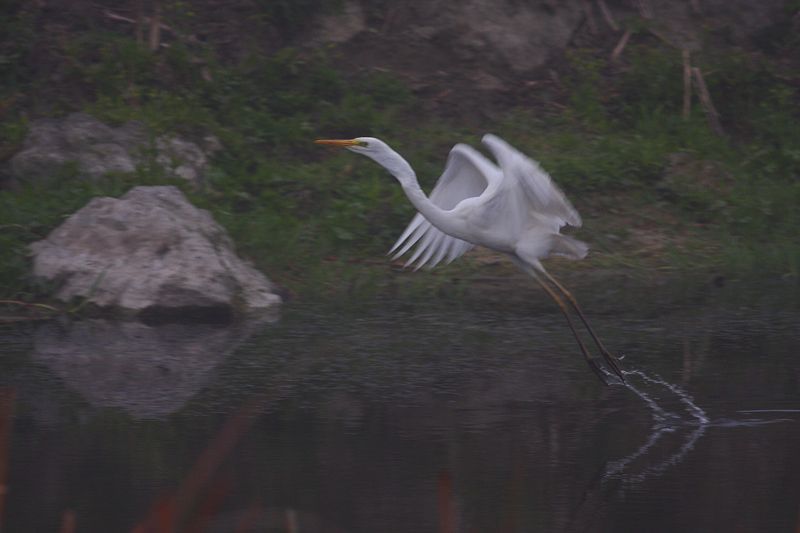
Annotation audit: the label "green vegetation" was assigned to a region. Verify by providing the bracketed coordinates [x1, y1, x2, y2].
[1, 3, 798, 305]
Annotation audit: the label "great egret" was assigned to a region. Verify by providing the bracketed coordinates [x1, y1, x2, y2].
[315, 134, 624, 384]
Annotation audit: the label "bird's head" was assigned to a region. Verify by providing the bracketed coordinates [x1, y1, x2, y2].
[314, 136, 387, 156]
[315, 136, 414, 181]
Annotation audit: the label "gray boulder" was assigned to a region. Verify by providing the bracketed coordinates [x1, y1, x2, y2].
[441, 0, 584, 74]
[319, 0, 585, 74]
[30, 185, 281, 319]
[9, 112, 218, 186]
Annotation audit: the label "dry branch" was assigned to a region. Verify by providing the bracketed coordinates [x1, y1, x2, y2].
[105, 10, 175, 35]
[611, 29, 632, 61]
[692, 67, 724, 135]
[148, 2, 162, 52]
[596, 0, 619, 31]
[0, 300, 59, 323]
[0, 300, 59, 313]
[682, 49, 692, 119]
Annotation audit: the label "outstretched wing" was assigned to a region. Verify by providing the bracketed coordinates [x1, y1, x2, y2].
[390, 143, 498, 270]
[481, 134, 581, 228]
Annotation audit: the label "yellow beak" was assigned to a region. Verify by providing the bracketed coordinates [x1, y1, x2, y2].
[314, 139, 361, 147]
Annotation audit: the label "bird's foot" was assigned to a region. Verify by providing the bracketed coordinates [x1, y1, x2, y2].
[600, 348, 626, 384]
[586, 357, 613, 386]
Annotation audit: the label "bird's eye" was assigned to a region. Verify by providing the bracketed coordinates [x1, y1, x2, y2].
[356, 140, 368, 147]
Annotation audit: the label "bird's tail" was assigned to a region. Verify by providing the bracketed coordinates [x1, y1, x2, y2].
[549, 234, 588, 260]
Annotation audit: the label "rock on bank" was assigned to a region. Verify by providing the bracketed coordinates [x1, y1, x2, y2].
[30, 186, 281, 320]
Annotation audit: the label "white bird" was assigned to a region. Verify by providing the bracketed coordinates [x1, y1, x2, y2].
[315, 134, 624, 384]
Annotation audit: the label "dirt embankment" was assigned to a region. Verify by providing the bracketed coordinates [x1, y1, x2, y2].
[303, 0, 789, 118]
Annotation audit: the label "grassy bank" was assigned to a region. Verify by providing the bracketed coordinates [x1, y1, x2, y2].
[1, 5, 798, 304]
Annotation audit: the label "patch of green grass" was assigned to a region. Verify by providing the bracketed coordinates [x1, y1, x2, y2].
[1, 12, 799, 301]
[499, 41, 800, 277]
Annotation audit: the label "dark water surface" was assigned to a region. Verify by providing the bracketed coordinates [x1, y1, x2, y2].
[0, 279, 798, 532]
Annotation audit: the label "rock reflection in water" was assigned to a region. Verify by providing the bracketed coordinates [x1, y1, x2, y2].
[32, 316, 274, 419]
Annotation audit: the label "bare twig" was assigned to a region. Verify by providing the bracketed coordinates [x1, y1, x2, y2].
[611, 29, 633, 62]
[692, 67, 724, 135]
[0, 223, 28, 232]
[0, 300, 59, 313]
[682, 49, 692, 119]
[0, 299, 59, 324]
[104, 10, 135, 25]
[596, 0, 619, 31]
[148, 1, 162, 52]
[135, 0, 143, 46]
[105, 9, 175, 35]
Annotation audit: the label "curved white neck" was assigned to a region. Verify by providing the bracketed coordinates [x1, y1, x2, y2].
[376, 151, 466, 238]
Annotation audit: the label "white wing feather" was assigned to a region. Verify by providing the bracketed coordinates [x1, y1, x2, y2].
[390, 144, 498, 269]
[481, 134, 581, 228]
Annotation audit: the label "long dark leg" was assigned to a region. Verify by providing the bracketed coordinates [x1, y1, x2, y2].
[539, 269, 625, 382]
[528, 271, 611, 386]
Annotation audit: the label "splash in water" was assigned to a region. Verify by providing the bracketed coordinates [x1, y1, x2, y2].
[603, 368, 793, 485]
